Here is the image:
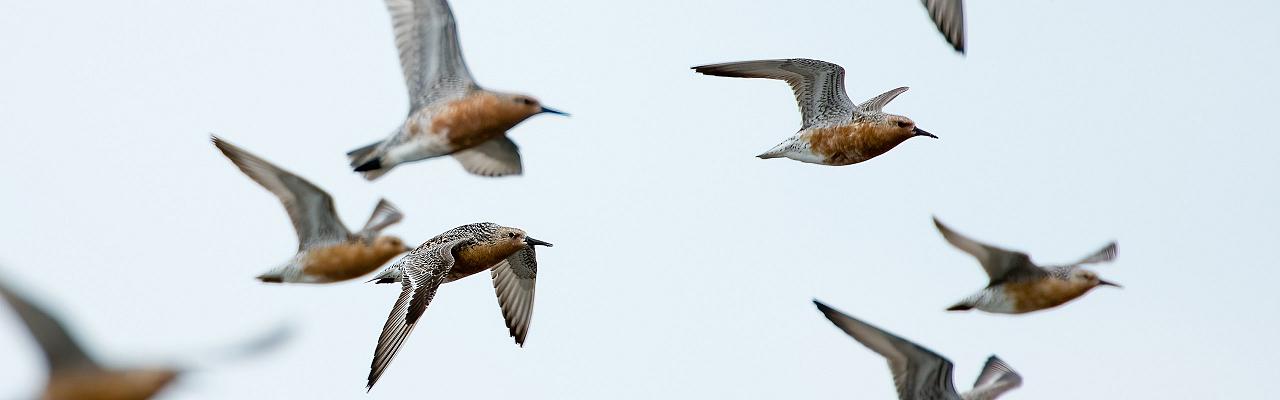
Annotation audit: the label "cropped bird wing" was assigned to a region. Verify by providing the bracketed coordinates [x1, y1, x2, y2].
[857, 87, 911, 113]
[921, 0, 965, 54]
[358, 199, 406, 240]
[933, 217, 1042, 283]
[384, 0, 478, 111]
[814, 300, 959, 400]
[452, 136, 523, 177]
[1072, 242, 1118, 266]
[490, 245, 538, 346]
[692, 59, 854, 128]
[367, 239, 464, 390]
[212, 136, 350, 250]
[962, 356, 1023, 400]
[0, 280, 100, 374]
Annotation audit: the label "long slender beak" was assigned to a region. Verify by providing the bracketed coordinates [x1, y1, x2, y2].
[1098, 279, 1122, 288]
[539, 106, 569, 117]
[524, 237, 553, 247]
[912, 127, 938, 139]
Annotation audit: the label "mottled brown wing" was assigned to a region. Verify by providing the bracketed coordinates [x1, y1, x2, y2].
[963, 356, 1023, 400]
[490, 245, 537, 346]
[358, 199, 406, 240]
[933, 217, 1043, 283]
[693, 58, 854, 128]
[366, 239, 462, 391]
[384, 0, 478, 110]
[212, 136, 349, 250]
[0, 279, 99, 374]
[815, 300, 959, 400]
[921, 0, 965, 53]
[452, 136, 522, 177]
[1073, 242, 1118, 266]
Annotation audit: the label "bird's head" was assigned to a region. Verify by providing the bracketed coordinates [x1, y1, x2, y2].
[1072, 269, 1121, 289]
[882, 114, 937, 141]
[500, 93, 568, 120]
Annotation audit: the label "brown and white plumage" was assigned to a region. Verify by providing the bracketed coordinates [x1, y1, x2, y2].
[0, 275, 286, 400]
[814, 300, 1022, 400]
[212, 136, 410, 283]
[693, 58, 937, 166]
[365, 223, 550, 390]
[934, 216, 1120, 314]
[347, 0, 565, 180]
[965, 356, 1023, 400]
[921, 0, 965, 54]
[1, 278, 177, 400]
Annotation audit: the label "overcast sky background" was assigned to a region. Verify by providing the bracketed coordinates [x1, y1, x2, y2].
[1, 0, 1277, 398]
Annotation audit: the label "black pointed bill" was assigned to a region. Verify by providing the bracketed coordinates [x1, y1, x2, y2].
[539, 106, 569, 117]
[913, 127, 938, 138]
[525, 237, 553, 247]
[1098, 279, 1122, 288]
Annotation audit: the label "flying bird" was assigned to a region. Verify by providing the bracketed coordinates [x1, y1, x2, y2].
[0, 275, 289, 400]
[933, 216, 1120, 314]
[348, 0, 568, 180]
[364, 222, 551, 390]
[814, 300, 1023, 400]
[693, 58, 936, 166]
[213, 136, 412, 283]
[920, 0, 965, 54]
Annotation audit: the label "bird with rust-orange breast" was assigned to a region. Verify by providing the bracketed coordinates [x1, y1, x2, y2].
[347, 0, 567, 180]
[364, 222, 551, 390]
[933, 216, 1121, 314]
[213, 136, 412, 284]
[693, 58, 936, 166]
[0, 273, 289, 400]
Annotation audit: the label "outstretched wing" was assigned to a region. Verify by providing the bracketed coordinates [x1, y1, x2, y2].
[857, 87, 910, 113]
[452, 136, 523, 177]
[366, 239, 463, 390]
[921, 0, 965, 53]
[962, 356, 1023, 400]
[491, 245, 538, 346]
[1072, 242, 1118, 266]
[933, 217, 1043, 283]
[0, 279, 99, 374]
[693, 58, 854, 128]
[357, 199, 406, 240]
[384, 0, 478, 111]
[212, 136, 349, 250]
[815, 300, 959, 400]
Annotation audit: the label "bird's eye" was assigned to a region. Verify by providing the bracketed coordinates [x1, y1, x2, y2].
[519, 98, 536, 106]
[896, 121, 911, 128]
[507, 232, 518, 239]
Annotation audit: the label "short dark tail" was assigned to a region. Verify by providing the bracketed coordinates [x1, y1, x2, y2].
[354, 159, 382, 172]
[256, 274, 283, 284]
[347, 140, 390, 180]
[946, 303, 973, 311]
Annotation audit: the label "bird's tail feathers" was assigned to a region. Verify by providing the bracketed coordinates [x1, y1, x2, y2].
[256, 271, 284, 283]
[366, 267, 402, 284]
[348, 141, 392, 180]
[756, 139, 793, 159]
[946, 302, 973, 311]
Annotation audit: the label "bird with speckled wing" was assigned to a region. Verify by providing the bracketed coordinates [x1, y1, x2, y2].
[814, 300, 1023, 400]
[212, 136, 413, 284]
[347, 0, 568, 180]
[933, 216, 1121, 314]
[364, 222, 551, 390]
[920, 0, 966, 54]
[0, 273, 289, 400]
[692, 58, 937, 166]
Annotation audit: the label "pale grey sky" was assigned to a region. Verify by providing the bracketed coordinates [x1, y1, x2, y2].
[0, 0, 1277, 398]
